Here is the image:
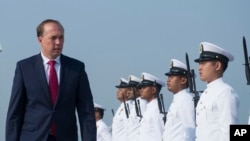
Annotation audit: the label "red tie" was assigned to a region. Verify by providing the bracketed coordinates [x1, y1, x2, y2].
[48, 60, 58, 136]
[48, 60, 58, 104]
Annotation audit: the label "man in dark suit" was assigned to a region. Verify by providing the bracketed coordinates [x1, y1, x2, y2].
[5, 19, 96, 141]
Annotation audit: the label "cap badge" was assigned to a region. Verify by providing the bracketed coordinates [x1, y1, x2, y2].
[129, 76, 132, 81]
[141, 74, 144, 80]
[199, 44, 204, 54]
[170, 60, 174, 68]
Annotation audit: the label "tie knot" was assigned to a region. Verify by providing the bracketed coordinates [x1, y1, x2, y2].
[48, 60, 56, 66]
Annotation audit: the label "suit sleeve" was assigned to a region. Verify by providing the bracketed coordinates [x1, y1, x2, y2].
[6, 62, 26, 141]
[76, 63, 97, 141]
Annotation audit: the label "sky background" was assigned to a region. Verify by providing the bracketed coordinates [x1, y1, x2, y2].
[1, 0, 250, 140]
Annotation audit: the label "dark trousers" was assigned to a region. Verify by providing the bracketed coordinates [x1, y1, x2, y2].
[47, 134, 56, 141]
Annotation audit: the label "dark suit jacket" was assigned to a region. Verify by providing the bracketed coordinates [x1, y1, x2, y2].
[6, 54, 96, 141]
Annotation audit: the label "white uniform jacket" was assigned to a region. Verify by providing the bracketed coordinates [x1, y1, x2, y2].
[195, 78, 239, 141]
[163, 89, 195, 141]
[248, 114, 250, 124]
[137, 98, 164, 141]
[112, 103, 128, 141]
[97, 119, 112, 141]
[127, 97, 147, 141]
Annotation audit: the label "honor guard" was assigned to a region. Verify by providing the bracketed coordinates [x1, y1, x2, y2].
[137, 72, 166, 141]
[163, 59, 195, 141]
[111, 78, 129, 141]
[194, 42, 239, 141]
[94, 103, 112, 141]
[126, 75, 147, 141]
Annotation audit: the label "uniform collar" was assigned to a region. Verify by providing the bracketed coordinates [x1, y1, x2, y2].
[173, 88, 188, 100]
[207, 77, 223, 88]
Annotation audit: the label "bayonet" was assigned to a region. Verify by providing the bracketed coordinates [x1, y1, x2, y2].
[243, 36, 250, 85]
[186, 53, 194, 93]
[111, 109, 115, 117]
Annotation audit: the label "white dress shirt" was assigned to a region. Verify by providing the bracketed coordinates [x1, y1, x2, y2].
[195, 78, 239, 141]
[41, 52, 61, 84]
[163, 89, 195, 141]
[137, 98, 164, 141]
[127, 97, 147, 141]
[112, 103, 128, 141]
[97, 119, 112, 141]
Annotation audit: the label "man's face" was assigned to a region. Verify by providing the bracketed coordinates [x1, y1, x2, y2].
[116, 88, 128, 102]
[198, 61, 218, 83]
[38, 22, 64, 59]
[126, 87, 136, 100]
[140, 86, 155, 102]
[167, 75, 185, 94]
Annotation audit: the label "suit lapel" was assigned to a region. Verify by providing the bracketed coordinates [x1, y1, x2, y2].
[35, 54, 53, 107]
[55, 54, 70, 106]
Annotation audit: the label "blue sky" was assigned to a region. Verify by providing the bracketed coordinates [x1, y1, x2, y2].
[1, 0, 250, 140]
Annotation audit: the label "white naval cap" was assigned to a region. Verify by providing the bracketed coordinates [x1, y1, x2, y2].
[128, 75, 141, 87]
[138, 72, 166, 88]
[94, 103, 106, 110]
[194, 42, 234, 63]
[165, 59, 188, 76]
[115, 77, 129, 88]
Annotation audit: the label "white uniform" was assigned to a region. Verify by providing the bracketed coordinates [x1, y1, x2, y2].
[127, 97, 147, 141]
[195, 78, 239, 141]
[137, 98, 164, 141]
[248, 113, 250, 124]
[163, 89, 195, 141]
[97, 119, 112, 141]
[112, 103, 128, 141]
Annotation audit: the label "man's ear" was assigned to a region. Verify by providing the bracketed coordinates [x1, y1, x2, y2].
[38, 37, 42, 43]
[215, 61, 222, 71]
[152, 86, 157, 94]
[181, 77, 187, 84]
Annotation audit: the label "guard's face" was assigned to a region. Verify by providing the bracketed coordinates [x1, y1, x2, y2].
[126, 87, 135, 100]
[167, 75, 184, 94]
[140, 86, 155, 102]
[198, 61, 218, 83]
[117, 88, 128, 102]
[94, 110, 101, 121]
[38, 22, 64, 59]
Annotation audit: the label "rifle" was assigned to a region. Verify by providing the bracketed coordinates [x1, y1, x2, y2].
[243, 36, 250, 85]
[157, 93, 167, 124]
[133, 88, 142, 118]
[137, 99, 142, 118]
[191, 69, 200, 108]
[122, 93, 129, 118]
[186, 53, 200, 108]
[111, 109, 115, 117]
[160, 93, 167, 125]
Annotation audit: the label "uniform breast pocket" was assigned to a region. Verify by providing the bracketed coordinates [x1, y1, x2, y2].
[206, 104, 218, 124]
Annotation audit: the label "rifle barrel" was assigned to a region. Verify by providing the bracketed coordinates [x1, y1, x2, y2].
[160, 93, 167, 124]
[133, 88, 141, 117]
[122, 94, 129, 118]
